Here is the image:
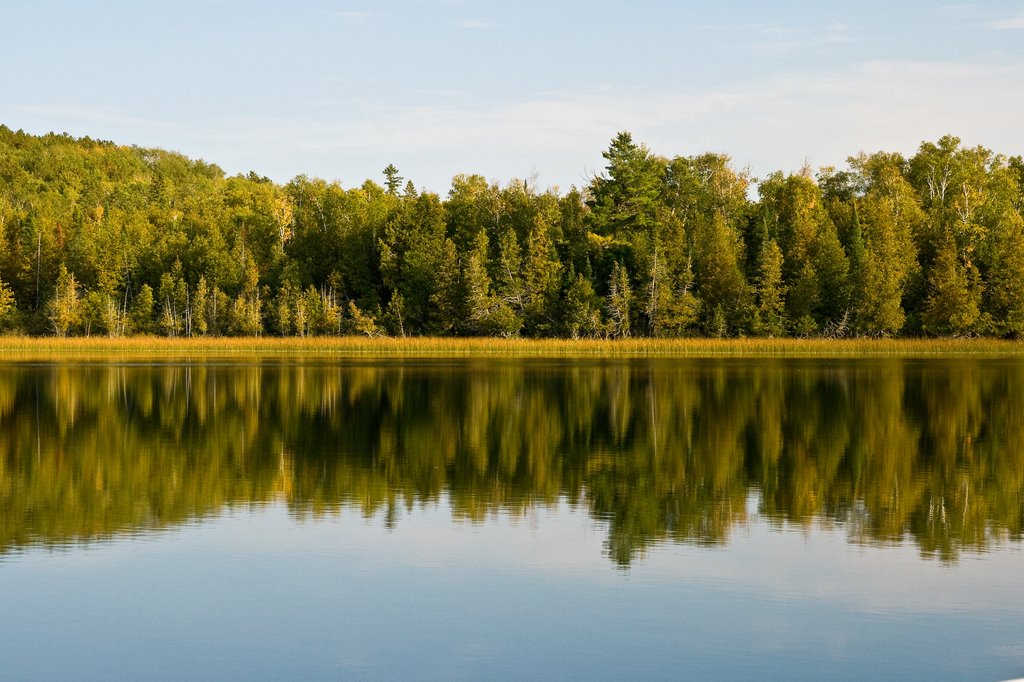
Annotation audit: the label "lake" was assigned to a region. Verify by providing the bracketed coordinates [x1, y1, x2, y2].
[1, 356, 1022, 680]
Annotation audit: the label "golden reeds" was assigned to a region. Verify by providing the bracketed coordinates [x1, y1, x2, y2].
[0, 335, 1022, 359]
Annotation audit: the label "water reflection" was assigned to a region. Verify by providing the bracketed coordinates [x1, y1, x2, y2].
[1, 358, 1022, 566]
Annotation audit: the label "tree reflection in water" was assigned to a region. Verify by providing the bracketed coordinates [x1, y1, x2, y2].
[1, 358, 1021, 566]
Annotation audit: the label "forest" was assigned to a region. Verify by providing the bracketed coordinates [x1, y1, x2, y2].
[0, 125, 1022, 339]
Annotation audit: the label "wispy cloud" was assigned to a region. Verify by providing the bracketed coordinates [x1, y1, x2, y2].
[747, 22, 801, 37]
[20, 56, 1022, 194]
[335, 10, 372, 20]
[987, 15, 1024, 30]
[746, 21, 852, 54]
[166, 55, 1019, 192]
[455, 19, 496, 30]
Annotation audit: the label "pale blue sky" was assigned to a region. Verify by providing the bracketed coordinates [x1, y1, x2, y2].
[2, 1, 1023, 193]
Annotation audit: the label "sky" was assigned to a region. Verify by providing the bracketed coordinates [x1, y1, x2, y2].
[2, 0, 1023, 194]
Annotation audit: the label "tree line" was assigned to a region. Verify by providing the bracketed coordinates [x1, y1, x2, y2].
[1, 125, 1023, 338]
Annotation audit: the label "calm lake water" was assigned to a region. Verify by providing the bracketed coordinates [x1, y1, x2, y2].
[1, 357, 1023, 680]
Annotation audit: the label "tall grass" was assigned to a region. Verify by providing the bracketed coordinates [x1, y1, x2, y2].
[1, 335, 1022, 359]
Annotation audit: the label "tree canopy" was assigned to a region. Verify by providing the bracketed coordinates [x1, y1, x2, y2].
[1, 125, 1022, 338]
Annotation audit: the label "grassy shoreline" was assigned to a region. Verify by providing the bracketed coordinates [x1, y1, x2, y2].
[1, 335, 1023, 358]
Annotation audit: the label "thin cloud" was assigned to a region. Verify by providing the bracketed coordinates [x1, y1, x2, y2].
[455, 19, 496, 30]
[27, 56, 1022, 194]
[987, 16, 1024, 29]
[747, 22, 853, 54]
[746, 22, 801, 37]
[335, 10, 372, 20]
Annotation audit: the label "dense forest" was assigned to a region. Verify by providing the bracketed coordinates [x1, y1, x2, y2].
[1, 125, 1023, 338]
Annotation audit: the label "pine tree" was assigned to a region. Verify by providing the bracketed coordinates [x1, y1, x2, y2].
[845, 202, 866, 315]
[983, 212, 1024, 336]
[646, 245, 699, 337]
[857, 247, 905, 335]
[131, 284, 154, 334]
[813, 218, 851, 323]
[788, 260, 819, 334]
[753, 239, 786, 337]
[521, 217, 562, 335]
[383, 164, 403, 196]
[854, 178, 921, 335]
[383, 291, 406, 337]
[694, 212, 748, 335]
[606, 260, 632, 338]
[563, 271, 602, 339]
[48, 264, 82, 337]
[494, 224, 523, 312]
[430, 238, 463, 335]
[923, 232, 980, 335]
[193, 276, 209, 336]
[465, 231, 496, 335]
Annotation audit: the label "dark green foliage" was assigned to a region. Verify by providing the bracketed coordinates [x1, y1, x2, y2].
[1, 126, 1023, 338]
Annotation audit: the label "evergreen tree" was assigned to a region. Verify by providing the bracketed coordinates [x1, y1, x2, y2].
[131, 284, 155, 334]
[694, 212, 748, 335]
[985, 215, 1024, 336]
[923, 232, 980, 335]
[48, 264, 82, 337]
[646, 245, 699, 337]
[606, 261, 632, 338]
[854, 166, 922, 334]
[193, 276, 209, 335]
[753, 239, 786, 337]
[813, 217, 851, 323]
[465, 231, 496, 335]
[521, 216, 562, 335]
[383, 164, 403, 196]
[383, 291, 406, 337]
[857, 247, 905, 335]
[846, 202, 866, 308]
[430, 238, 463, 335]
[587, 132, 665, 240]
[563, 271, 602, 339]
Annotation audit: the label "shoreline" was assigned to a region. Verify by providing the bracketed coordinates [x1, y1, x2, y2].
[1, 335, 1023, 358]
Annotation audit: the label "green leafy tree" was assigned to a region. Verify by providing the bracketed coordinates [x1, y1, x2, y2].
[346, 300, 381, 336]
[0, 276, 17, 331]
[192, 276, 209, 336]
[230, 258, 263, 336]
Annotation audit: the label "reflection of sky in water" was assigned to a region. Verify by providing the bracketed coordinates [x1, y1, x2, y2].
[3, 500, 1022, 681]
